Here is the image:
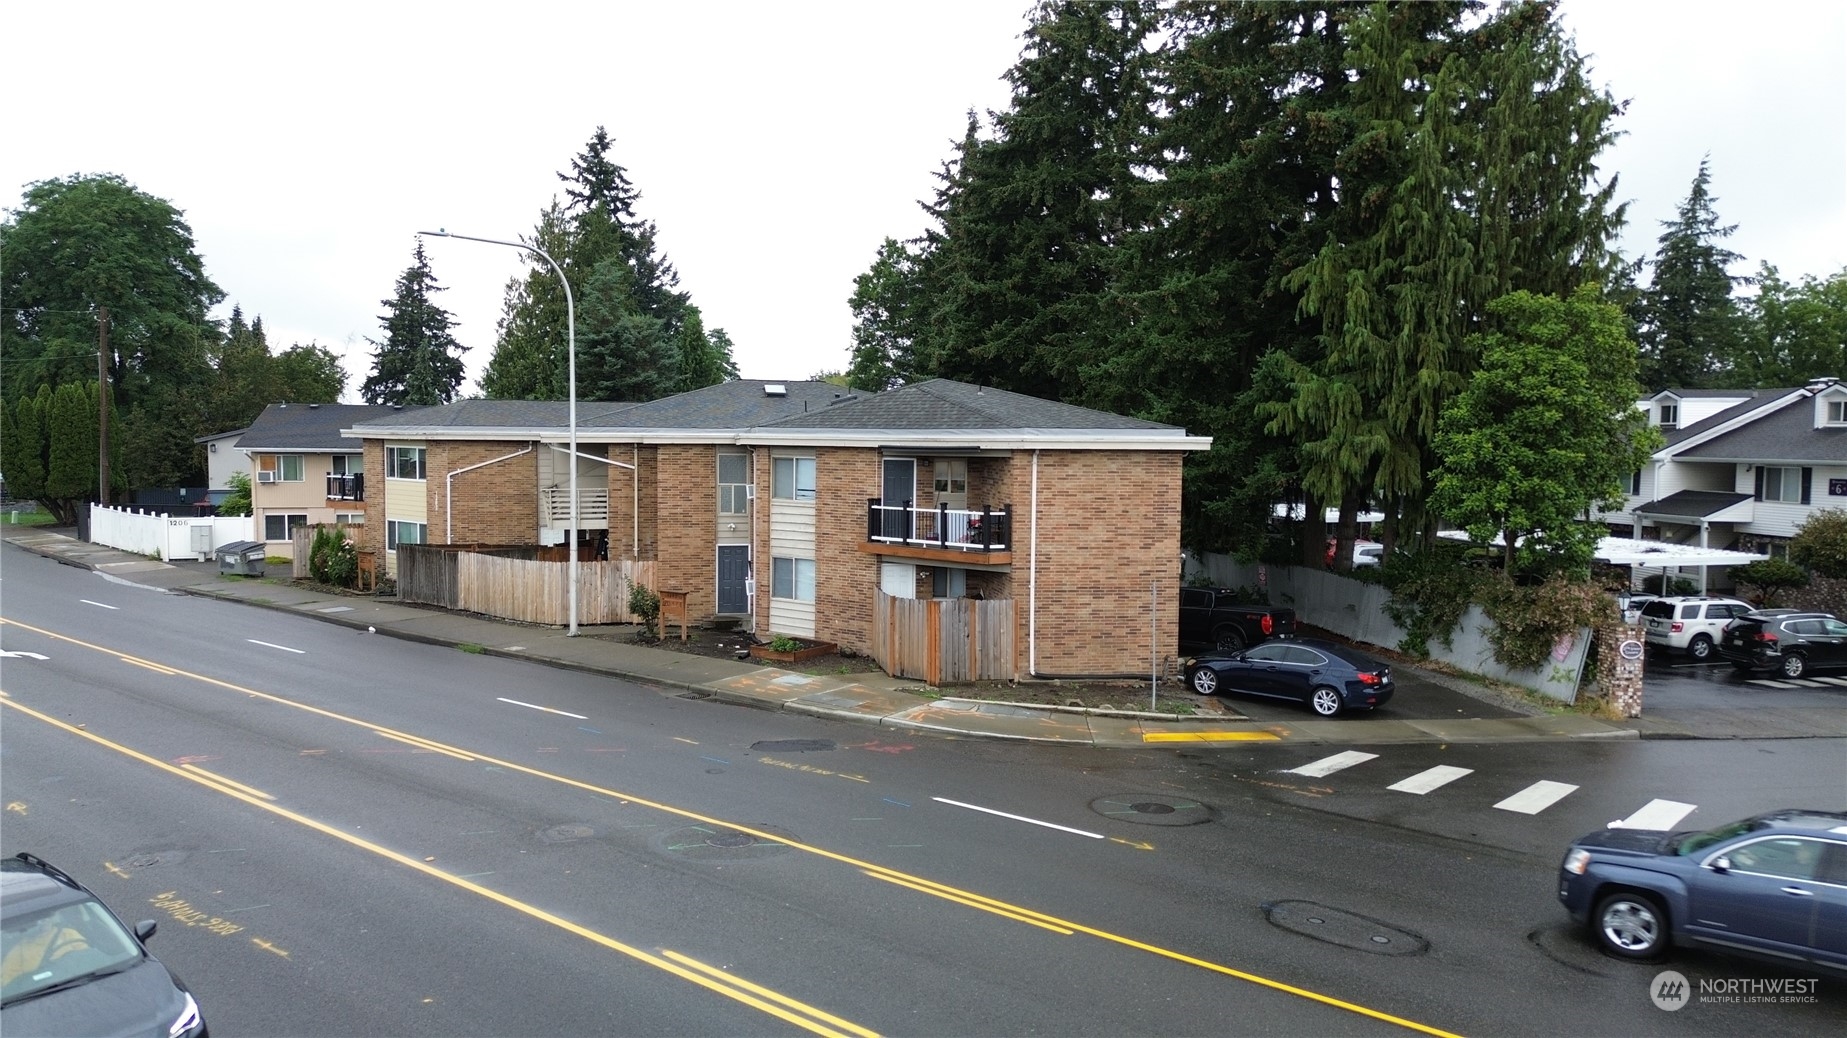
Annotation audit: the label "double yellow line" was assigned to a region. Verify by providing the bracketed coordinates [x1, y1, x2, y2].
[0, 617, 1462, 1038]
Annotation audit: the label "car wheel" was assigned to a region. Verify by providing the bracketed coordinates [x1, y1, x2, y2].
[1688, 634, 1713, 660]
[1214, 628, 1246, 654]
[1780, 653, 1807, 679]
[1309, 686, 1342, 717]
[1189, 666, 1219, 696]
[1594, 891, 1668, 961]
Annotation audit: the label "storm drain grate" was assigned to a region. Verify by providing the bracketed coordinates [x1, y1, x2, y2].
[1263, 899, 1428, 956]
[1089, 793, 1217, 827]
[655, 822, 797, 864]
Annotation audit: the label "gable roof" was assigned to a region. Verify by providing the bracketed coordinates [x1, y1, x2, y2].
[762, 379, 1173, 432]
[1678, 394, 1847, 463]
[346, 399, 639, 433]
[581, 380, 860, 429]
[238, 403, 420, 452]
[1653, 386, 1807, 451]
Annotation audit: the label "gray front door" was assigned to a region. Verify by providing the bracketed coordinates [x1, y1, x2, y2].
[717, 545, 750, 615]
[881, 458, 916, 541]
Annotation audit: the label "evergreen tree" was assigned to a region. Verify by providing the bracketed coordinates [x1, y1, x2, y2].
[672, 306, 738, 393]
[480, 206, 572, 400]
[2, 389, 48, 508]
[361, 240, 468, 406]
[846, 237, 929, 391]
[1, 173, 222, 484]
[575, 260, 676, 403]
[1635, 158, 1751, 391]
[915, 1, 1157, 401]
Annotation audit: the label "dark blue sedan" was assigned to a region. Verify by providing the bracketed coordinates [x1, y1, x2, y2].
[1557, 809, 1847, 970]
[1184, 638, 1394, 716]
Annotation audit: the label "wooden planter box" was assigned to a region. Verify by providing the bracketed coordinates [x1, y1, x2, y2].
[748, 640, 838, 664]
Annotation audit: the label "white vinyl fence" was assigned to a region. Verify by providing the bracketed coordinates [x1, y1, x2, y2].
[88, 504, 255, 563]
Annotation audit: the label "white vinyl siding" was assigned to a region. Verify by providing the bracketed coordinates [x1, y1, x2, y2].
[767, 458, 817, 637]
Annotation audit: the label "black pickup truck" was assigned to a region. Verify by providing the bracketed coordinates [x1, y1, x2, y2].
[1178, 587, 1297, 653]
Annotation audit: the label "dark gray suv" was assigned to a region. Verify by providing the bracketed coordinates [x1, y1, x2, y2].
[1719, 610, 1847, 678]
[1, 853, 207, 1037]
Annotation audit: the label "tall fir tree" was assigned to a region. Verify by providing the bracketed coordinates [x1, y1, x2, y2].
[362, 240, 468, 406]
[574, 260, 676, 403]
[1635, 158, 1751, 391]
[672, 306, 739, 393]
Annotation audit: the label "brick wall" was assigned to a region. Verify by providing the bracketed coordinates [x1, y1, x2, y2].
[814, 447, 883, 654]
[1013, 450, 1183, 676]
[427, 442, 541, 545]
[606, 442, 640, 560]
[360, 441, 386, 556]
[654, 445, 717, 617]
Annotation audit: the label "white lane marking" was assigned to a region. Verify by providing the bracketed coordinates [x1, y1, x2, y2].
[931, 797, 1104, 840]
[0, 650, 50, 660]
[1813, 676, 1847, 686]
[1494, 780, 1579, 815]
[1749, 679, 1801, 688]
[496, 697, 588, 720]
[247, 639, 306, 654]
[316, 605, 355, 614]
[1609, 799, 1697, 830]
[1287, 751, 1379, 778]
[1387, 765, 1474, 795]
[80, 600, 120, 610]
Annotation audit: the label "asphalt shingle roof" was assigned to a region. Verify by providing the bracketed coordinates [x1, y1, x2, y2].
[237, 403, 418, 451]
[1633, 490, 1754, 518]
[1677, 394, 1847, 463]
[762, 379, 1175, 431]
[578, 381, 858, 429]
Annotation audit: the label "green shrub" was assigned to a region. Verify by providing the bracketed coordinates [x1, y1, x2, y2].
[309, 526, 357, 588]
[628, 581, 661, 640]
[1730, 557, 1809, 606]
[1791, 508, 1847, 578]
[1381, 542, 1481, 656]
[768, 635, 804, 653]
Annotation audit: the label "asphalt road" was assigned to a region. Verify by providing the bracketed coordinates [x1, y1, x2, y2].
[3, 545, 1842, 1036]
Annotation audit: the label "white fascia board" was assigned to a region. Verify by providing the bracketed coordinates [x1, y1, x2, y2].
[735, 429, 1214, 451]
[1654, 389, 1809, 459]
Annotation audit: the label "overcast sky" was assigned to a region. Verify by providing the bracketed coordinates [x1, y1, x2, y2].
[5, 2, 1842, 401]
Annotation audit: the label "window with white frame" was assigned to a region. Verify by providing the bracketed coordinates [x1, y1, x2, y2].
[263, 513, 309, 540]
[334, 512, 365, 525]
[1829, 400, 1847, 425]
[1658, 402, 1678, 429]
[772, 456, 816, 501]
[389, 447, 426, 480]
[1760, 466, 1804, 503]
[258, 455, 305, 482]
[718, 453, 750, 514]
[933, 458, 968, 495]
[332, 454, 363, 475]
[771, 556, 815, 601]
[386, 519, 427, 550]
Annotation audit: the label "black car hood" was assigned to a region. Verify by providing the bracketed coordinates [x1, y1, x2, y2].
[1570, 828, 1677, 854]
[0, 957, 192, 1037]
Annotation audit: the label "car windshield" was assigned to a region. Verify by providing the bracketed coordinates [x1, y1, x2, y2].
[0, 900, 142, 1005]
[1673, 817, 1766, 857]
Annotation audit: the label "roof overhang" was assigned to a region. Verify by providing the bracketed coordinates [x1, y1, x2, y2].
[1593, 537, 1767, 567]
[1633, 490, 1755, 523]
[342, 424, 1213, 452]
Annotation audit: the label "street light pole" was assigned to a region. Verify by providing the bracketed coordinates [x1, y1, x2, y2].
[419, 229, 580, 636]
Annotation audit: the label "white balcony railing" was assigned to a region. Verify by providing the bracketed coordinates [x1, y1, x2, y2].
[540, 487, 611, 527]
[867, 502, 1010, 551]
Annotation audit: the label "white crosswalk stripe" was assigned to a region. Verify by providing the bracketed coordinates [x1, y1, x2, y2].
[1609, 798, 1697, 830]
[1749, 679, 1809, 688]
[1387, 765, 1474, 795]
[1287, 751, 1379, 777]
[1494, 780, 1579, 815]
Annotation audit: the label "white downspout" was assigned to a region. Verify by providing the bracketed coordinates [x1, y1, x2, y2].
[1028, 449, 1039, 678]
[446, 445, 534, 542]
[633, 444, 640, 558]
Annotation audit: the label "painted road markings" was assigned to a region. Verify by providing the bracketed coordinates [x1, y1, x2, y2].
[1609, 798, 1697, 830]
[496, 697, 588, 720]
[247, 639, 306, 654]
[932, 796, 1105, 840]
[1493, 780, 1578, 815]
[1287, 751, 1379, 778]
[1386, 765, 1474, 795]
[1143, 730, 1280, 743]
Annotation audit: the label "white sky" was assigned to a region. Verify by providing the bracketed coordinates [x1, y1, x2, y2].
[5, 1, 1842, 401]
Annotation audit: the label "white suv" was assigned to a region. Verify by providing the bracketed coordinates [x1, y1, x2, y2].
[1638, 595, 1754, 660]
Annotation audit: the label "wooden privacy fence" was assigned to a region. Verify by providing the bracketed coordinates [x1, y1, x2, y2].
[873, 590, 1014, 683]
[398, 544, 656, 626]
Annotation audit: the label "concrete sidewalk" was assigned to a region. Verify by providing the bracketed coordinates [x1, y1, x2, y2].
[9, 527, 1835, 745]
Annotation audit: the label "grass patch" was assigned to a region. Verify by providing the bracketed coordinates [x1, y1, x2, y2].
[0, 510, 55, 527]
[457, 643, 486, 655]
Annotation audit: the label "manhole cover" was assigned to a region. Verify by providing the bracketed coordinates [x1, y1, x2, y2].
[539, 823, 596, 844]
[751, 739, 836, 753]
[1263, 900, 1428, 956]
[1089, 794, 1216, 827]
[655, 822, 797, 864]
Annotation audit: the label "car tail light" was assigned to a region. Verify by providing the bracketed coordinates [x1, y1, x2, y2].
[1261, 615, 1274, 636]
[1669, 621, 1684, 633]
[1358, 671, 1384, 686]
[1750, 628, 1778, 643]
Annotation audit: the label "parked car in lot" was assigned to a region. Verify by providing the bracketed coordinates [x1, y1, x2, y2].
[1, 853, 207, 1037]
[1719, 610, 1847, 678]
[1556, 809, 1847, 971]
[1184, 638, 1394, 717]
[1177, 587, 1296, 654]
[1638, 595, 1754, 660]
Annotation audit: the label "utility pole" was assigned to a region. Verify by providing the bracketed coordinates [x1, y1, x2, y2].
[97, 306, 111, 506]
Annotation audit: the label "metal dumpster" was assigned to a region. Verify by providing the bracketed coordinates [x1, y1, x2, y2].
[216, 539, 268, 576]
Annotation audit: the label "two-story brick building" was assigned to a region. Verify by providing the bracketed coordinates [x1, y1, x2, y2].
[344, 379, 1209, 678]
[239, 402, 409, 557]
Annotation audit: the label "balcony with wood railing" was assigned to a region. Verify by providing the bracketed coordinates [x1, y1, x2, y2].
[865, 501, 1012, 564]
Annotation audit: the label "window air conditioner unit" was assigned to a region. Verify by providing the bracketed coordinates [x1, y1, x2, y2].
[257, 471, 277, 483]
